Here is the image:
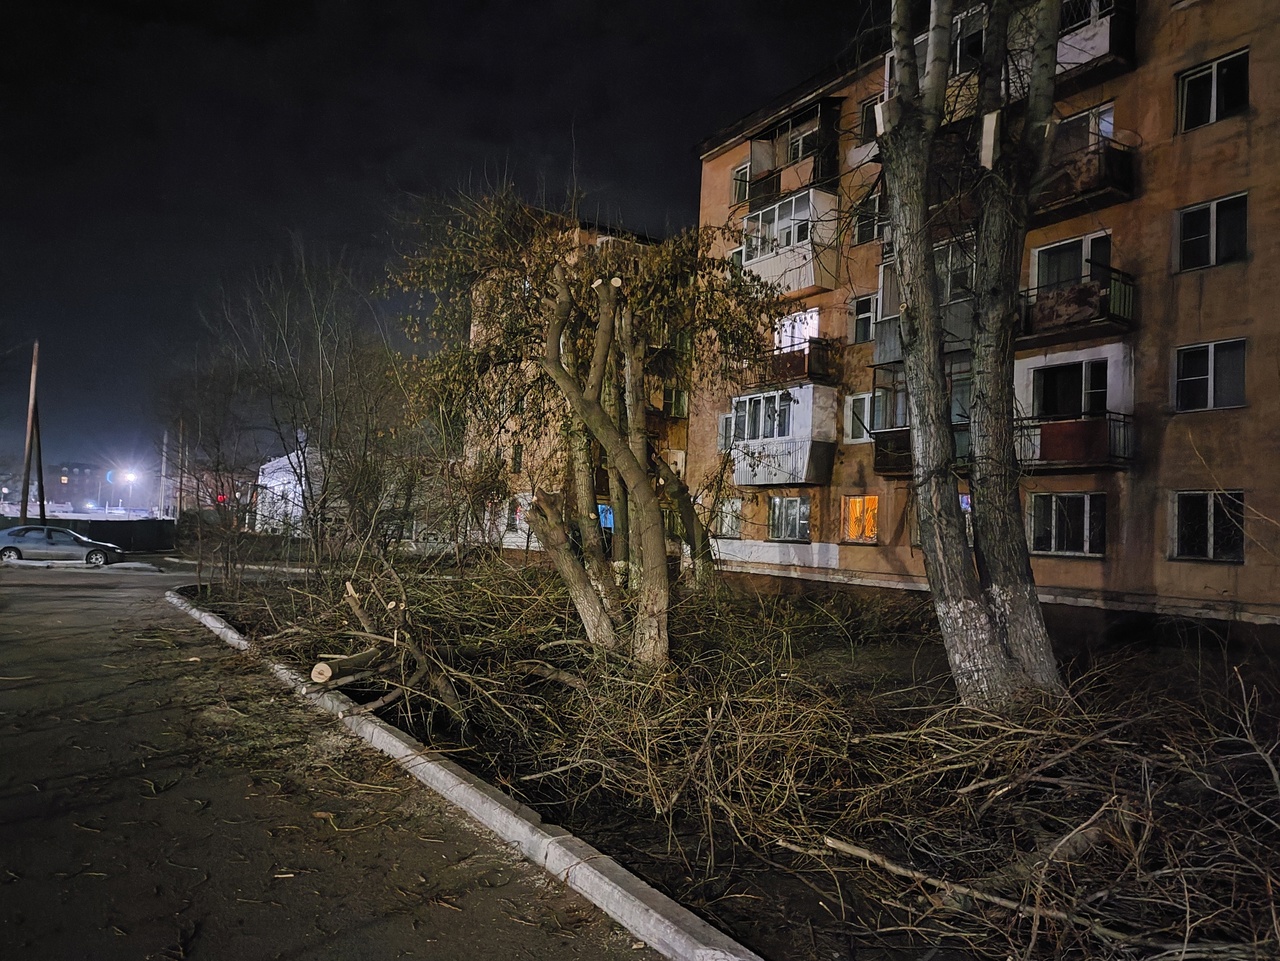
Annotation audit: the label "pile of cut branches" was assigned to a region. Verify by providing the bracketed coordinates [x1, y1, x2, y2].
[220, 562, 1279, 961]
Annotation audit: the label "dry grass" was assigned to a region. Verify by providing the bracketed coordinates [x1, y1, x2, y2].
[195, 562, 1280, 961]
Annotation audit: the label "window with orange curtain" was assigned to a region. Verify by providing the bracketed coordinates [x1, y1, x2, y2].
[842, 494, 878, 544]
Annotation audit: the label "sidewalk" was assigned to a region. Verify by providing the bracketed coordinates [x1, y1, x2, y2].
[0, 569, 663, 960]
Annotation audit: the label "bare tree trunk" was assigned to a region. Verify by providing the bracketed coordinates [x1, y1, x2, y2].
[652, 452, 714, 587]
[525, 490, 621, 652]
[569, 417, 626, 618]
[621, 307, 649, 592]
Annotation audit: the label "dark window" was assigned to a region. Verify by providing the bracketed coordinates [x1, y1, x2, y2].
[1034, 360, 1108, 417]
[732, 164, 749, 205]
[768, 495, 811, 541]
[855, 192, 881, 245]
[1030, 492, 1106, 555]
[859, 97, 880, 145]
[1175, 339, 1245, 411]
[851, 296, 875, 344]
[1179, 195, 1247, 270]
[510, 444, 523, 474]
[1180, 51, 1249, 132]
[1175, 491, 1244, 561]
[505, 500, 519, 532]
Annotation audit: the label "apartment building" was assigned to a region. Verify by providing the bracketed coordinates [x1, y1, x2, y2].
[687, 0, 1280, 624]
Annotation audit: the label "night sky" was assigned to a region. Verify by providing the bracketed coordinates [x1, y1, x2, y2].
[0, 0, 873, 471]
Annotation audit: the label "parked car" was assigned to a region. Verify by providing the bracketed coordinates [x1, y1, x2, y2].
[0, 526, 125, 566]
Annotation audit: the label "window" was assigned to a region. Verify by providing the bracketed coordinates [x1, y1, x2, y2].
[505, 499, 520, 532]
[934, 241, 974, 303]
[60, 475, 69, 484]
[510, 444, 524, 474]
[844, 393, 873, 443]
[1179, 50, 1249, 132]
[879, 262, 901, 322]
[732, 163, 750, 205]
[1175, 339, 1245, 411]
[1174, 490, 1244, 562]
[1179, 194, 1247, 270]
[842, 495, 879, 543]
[850, 296, 875, 344]
[951, 7, 984, 74]
[872, 365, 911, 430]
[859, 97, 880, 144]
[1061, 0, 1114, 34]
[743, 193, 811, 263]
[787, 125, 821, 164]
[855, 191, 882, 245]
[731, 389, 793, 441]
[717, 413, 734, 451]
[728, 247, 744, 271]
[768, 495, 810, 541]
[663, 386, 689, 419]
[1030, 492, 1106, 556]
[775, 308, 820, 351]
[1033, 359, 1108, 417]
[1034, 231, 1111, 289]
[712, 498, 743, 539]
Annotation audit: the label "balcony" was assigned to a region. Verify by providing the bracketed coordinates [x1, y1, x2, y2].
[1018, 266, 1135, 348]
[742, 188, 839, 297]
[1014, 412, 1134, 472]
[731, 438, 837, 487]
[744, 338, 841, 389]
[1055, 1, 1136, 94]
[873, 299, 974, 366]
[1033, 137, 1135, 226]
[870, 425, 971, 477]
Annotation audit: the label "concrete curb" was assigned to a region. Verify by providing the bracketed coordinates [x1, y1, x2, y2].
[165, 589, 765, 961]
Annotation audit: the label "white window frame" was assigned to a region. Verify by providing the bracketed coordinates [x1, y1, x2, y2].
[850, 295, 876, 344]
[711, 497, 743, 539]
[859, 96, 881, 144]
[844, 393, 874, 444]
[841, 494, 879, 544]
[731, 389, 794, 442]
[775, 307, 820, 352]
[1178, 193, 1248, 271]
[934, 240, 974, 304]
[1031, 230, 1112, 290]
[1172, 490, 1245, 562]
[1178, 49, 1249, 133]
[1029, 491, 1106, 556]
[854, 191, 882, 245]
[1061, 0, 1114, 35]
[1173, 339, 1246, 412]
[732, 163, 750, 205]
[768, 495, 811, 542]
[743, 192, 812, 264]
[1032, 358, 1109, 417]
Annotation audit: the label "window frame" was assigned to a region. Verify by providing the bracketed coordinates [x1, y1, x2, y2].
[711, 497, 743, 539]
[854, 190, 882, 245]
[1173, 338, 1246, 412]
[732, 163, 750, 205]
[1061, 0, 1114, 35]
[1178, 193, 1248, 271]
[858, 96, 881, 145]
[1172, 490, 1245, 562]
[662, 385, 690, 419]
[1178, 49, 1249, 133]
[844, 392, 874, 444]
[731, 388, 795, 442]
[1029, 491, 1107, 557]
[850, 295, 876, 344]
[767, 494, 811, 542]
[841, 494, 879, 544]
[1031, 230, 1112, 290]
[743, 192, 813, 264]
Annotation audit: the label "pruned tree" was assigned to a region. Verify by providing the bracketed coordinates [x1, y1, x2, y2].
[873, 0, 1066, 704]
[390, 190, 780, 667]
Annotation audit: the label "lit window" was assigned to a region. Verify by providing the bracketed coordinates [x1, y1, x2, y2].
[768, 495, 810, 541]
[842, 495, 878, 543]
[775, 308, 820, 352]
[1174, 491, 1244, 562]
[1179, 50, 1249, 132]
[1179, 195, 1247, 270]
[1174, 340, 1245, 411]
[1030, 492, 1106, 556]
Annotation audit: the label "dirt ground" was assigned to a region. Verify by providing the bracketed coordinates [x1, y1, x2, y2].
[0, 567, 662, 961]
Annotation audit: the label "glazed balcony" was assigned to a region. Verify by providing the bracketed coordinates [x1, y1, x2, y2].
[743, 338, 841, 389]
[870, 425, 971, 477]
[1014, 412, 1134, 472]
[1033, 137, 1135, 226]
[1018, 265, 1136, 348]
[873, 299, 974, 366]
[730, 438, 837, 487]
[721, 383, 839, 487]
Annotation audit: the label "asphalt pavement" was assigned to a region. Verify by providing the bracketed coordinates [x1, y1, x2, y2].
[0, 566, 663, 961]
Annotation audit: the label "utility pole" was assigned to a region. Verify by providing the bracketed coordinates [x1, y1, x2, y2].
[19, 341, 45, 525]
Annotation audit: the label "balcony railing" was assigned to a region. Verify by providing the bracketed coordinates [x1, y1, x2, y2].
[1019, 264, 1135, 347]
[1055, 0, 1135, 92]
[1034, 137, 1135, 225]
[730, 438, 836, 487]
[870, 425, 971, 476]
[1014, 411, 1134, 470]
[744, 338, 841, 388]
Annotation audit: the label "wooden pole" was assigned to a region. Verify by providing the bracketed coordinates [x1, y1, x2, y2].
[19, 341, 38, 525]
[34, 400, 46, 525]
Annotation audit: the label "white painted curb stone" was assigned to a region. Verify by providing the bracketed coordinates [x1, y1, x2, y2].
[166, 590, 765, 961]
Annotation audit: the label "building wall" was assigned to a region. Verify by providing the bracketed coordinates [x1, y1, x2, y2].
[690, 1, 1280, 623]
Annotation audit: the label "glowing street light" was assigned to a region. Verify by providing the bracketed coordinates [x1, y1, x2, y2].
[125, 471, 137, 514]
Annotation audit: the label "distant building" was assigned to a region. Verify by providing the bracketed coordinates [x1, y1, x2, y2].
[254, 450, 321, 535]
